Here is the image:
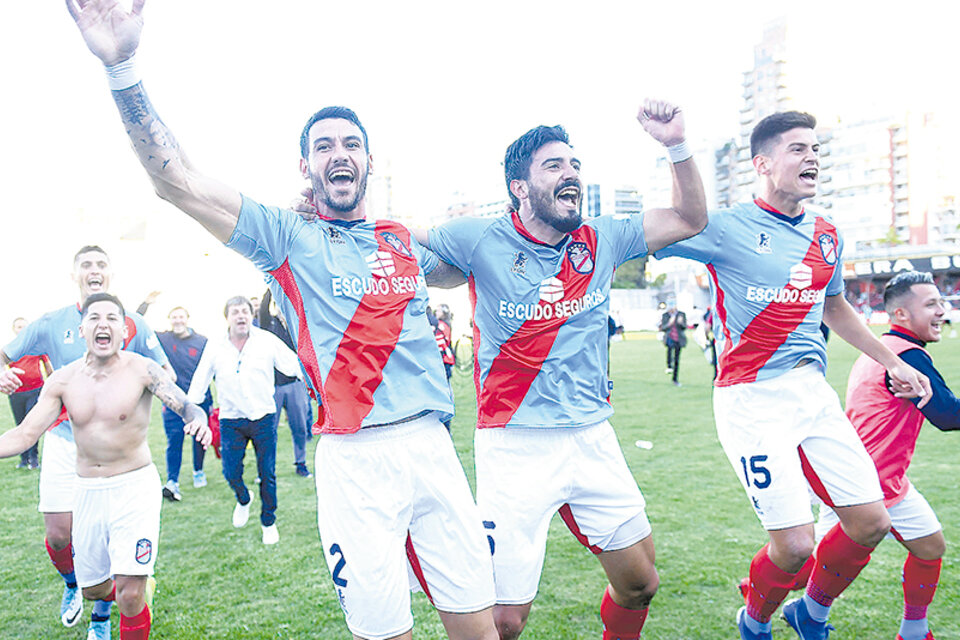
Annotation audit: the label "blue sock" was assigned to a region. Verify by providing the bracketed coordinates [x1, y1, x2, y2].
[61, 571, 78, 590]
[91, 599, 112, 622]
[898, 617, 929, 640]
[802, 593, 831, 623]
[744, 611, 772, 635]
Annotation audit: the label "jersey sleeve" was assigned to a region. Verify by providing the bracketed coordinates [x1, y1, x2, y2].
[3, 316, 50, 362]
[652, 210, 727, 264]
[825, 233, 845, 296]
[226, 194, 305, 272]
[896, 348, 960, 431]
[593, 214, 648, 266]
[409, 233, 439, 276]
[428, 217, 490, 276]
[128, 313, 169, 367]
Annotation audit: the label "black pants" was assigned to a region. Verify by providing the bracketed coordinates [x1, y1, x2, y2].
[665, 343, 682, 383]
[9, 388, 41, 464]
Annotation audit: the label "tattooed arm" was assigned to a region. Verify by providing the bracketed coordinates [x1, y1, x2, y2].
[66, 0, 241, 243]
[145, 360, 212, 447]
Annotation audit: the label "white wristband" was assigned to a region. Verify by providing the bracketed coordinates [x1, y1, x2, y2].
[666, 140, 692, 164]
[105, 54, 140, 91]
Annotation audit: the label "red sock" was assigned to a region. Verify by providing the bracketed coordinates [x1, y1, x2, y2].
[120, 603, 151, 640]
[792, 555, 815, 590]
[45, 538, 74, 575]
[745, 544, 799, 623]
[103, 583, 116, 602]
[902, 554, 941, 620]
[806, 524, 873, 607]
[600, 587, 648, 640]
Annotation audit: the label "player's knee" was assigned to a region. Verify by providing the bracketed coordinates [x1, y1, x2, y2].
[847, 513, 890, 548]
[771, 537, 815, 572]
[45, 530, 71, 551]
[617, 570, 659, 609]
[493, 607, 528, 640]
[115, 582, 145, 616]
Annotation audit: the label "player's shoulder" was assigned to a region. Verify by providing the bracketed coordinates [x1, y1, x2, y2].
[438, 214, 501, 236]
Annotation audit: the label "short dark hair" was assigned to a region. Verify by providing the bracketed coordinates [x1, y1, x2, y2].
[73, 245, 108, 265]
[884, 271, 936, 313]
[504, 125, 570, 211]
[12, 317, 26, 329]
[750, 111, 817, 158]
[223, 296, 254, 317]
[299, 106, 369, 160]
[168, 306, 189, 318]
[81, 293, 125, 318]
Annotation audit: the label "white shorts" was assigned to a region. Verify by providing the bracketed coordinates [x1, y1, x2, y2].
[816, 484, 942, 543]
[714, 364, 883, 530]
[73, 464, 162, 588]
[475, 420, 651, 605]
[38, 432, 77, 514]
[315, 414, 495, 640]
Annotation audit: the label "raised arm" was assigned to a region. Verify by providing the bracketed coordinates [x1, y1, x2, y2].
[637, 99, 707, 255]
[145, 360, 212, 446]
[0, 376, 66, 458]
[66, 0, 241, 243]
[823, 294, 932, 407]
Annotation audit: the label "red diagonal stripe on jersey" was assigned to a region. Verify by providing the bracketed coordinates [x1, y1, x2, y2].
[477, 226, 598, 427]
[716, 217, 838, 386]
[321, 222, 420, 432]
[707, 264, 733, 382]
[269, 259, 327, 432]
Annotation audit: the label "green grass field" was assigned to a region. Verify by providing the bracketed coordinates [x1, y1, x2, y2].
[0, 333, 957, 639]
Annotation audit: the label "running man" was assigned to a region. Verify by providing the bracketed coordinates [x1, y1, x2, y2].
[653, 111, 931, 640]
[815, 271, 959, 640]
[0, 293, 211, 640]
[423, 104, 706, 640]
[0, 246, 170, 639]
[66, 2, 496, 638]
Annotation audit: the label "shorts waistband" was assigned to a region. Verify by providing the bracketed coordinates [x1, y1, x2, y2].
[76, 463, 158, 489]
[323, 412, 441, 443]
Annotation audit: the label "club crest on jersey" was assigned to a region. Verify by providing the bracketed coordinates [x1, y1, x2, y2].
[324, 226, 346, 245]
[756, 232, 772, 254]
[511, 251, 527, 276]
[366, 250, 396, 277]
[566, 242, 594, 274]
[63, 329, 74, 344]
[135, 538, 152, 564]
[818, 234, 837, 265]
[379, 231, 412, 258]
[539, 276, 565, 303]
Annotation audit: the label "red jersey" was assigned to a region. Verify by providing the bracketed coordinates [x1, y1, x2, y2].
[9, 354, 51, 393]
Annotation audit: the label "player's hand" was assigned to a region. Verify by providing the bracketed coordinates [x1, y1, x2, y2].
[184, 418, 213, 448]
[0, 368, 25, 395]
[292, 186, 319, 223]
[66, 0, 145, 66]
[887, 361, 933, 409]
[637, 99, 685, 147]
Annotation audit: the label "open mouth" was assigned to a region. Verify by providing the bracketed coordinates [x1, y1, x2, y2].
[94, 332, 111, 346]
[327, 168, 355, 186]
[799, 168, 819, 184]
[87, 277, 104, 290]
[556, 184, 581, 207]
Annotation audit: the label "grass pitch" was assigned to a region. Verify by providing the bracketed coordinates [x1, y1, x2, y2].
[0, 332, 957, 639]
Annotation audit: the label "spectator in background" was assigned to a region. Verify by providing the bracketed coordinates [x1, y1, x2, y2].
[659, 301, 688, 387]
[188, 296, 302, 544]
[703, 307, 717, 380]
[6, 317, 52, 469]
[433, 304, 456, 431]
[156, 307, 213, 501]
[258, 289, 312, 478]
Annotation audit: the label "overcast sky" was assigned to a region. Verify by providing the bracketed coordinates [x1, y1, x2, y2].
[1, 0, 954, 337]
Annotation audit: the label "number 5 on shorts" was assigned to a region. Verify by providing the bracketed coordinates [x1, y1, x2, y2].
[739, 455, 771, 489]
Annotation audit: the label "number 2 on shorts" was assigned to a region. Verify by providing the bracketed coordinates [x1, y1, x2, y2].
[329, 543, 348, 587]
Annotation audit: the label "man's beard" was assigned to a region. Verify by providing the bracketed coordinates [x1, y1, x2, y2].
[312, 169, 368, 214]
[529, 181, 582, 234]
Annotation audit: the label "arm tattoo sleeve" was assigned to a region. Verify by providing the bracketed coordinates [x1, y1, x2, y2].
[146, 361, 188, 417]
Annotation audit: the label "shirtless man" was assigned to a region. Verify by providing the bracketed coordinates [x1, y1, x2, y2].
[0, 293, 211, 640]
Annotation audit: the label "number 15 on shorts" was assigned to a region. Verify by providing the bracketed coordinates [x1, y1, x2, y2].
[740, 455, 771, 489]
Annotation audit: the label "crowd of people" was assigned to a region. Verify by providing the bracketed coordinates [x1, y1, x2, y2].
[0, 2, 956, 640]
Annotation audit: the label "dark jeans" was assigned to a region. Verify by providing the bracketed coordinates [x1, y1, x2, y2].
[666, 342, 682, 383]
[9, 388, 41, 464]
[272, 381, 310, 466]
[162, 399, 211, 483]
[220, 414, 278, 527]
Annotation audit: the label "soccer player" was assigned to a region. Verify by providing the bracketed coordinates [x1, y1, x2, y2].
[424, 103, 707, 640]
[0, 293, 211, 640]
[66, 2, 496, 638]
[653, 111, 931, 640]
[0, 246, 171, 639]
[814, 271, 959, 640]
